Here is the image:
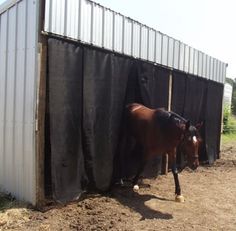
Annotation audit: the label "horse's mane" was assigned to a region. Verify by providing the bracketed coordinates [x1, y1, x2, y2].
[168, 111, 187, 123]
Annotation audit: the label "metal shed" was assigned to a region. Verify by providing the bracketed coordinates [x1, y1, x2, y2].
[0, 0, 227, 205]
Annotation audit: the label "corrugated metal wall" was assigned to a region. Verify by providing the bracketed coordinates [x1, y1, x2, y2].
[223, 83, 233, 107]
[44, 0, 227, 83]
[0, 0, 38, 204]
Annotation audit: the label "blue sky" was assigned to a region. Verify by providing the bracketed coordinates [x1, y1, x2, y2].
[1, 0, 235, 78]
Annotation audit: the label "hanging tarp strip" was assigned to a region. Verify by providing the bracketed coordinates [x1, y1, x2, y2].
[47, 39, 86, 201]
[205, 81, 224, 163]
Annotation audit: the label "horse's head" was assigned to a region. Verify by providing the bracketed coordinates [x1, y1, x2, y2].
[180, 122, 203, 170]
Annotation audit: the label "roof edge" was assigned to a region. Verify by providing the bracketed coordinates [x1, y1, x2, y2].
[0, 0, 22, 15]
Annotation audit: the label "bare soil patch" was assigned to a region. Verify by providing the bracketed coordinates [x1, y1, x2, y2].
[1, 140, 236, 231]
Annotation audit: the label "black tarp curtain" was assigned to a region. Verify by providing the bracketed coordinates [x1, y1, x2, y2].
[171, 71, 224, 163]
[46, 38, 169, 201]
[46, 38, 224, 202]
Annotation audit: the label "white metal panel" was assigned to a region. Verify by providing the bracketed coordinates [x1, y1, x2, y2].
[132, 21, 140, 58]
[123, 17, 132, 55]
[224, 83, 233, 106]
[209, 57, 214, 80]
[193, 49, 198, 75]
[206, 55, 210, 79]
[103, 7, 112, 50]
[0, 11, 8, 191]
[184, 45, 189, 72]
[140, 25, 148, 60]
[148, 29, 155, 62]
[155, 32, 162, 64]
[189, 47, 194, 74]
[66, 0, 79, 39]
[44, 0, 227, 83]
[198, 52, 203, 77]
[179, 43, 185, 71]
[161, 34, 168, 66]
[167, 37, 174, 67]
[5, 4, 17, 196]
[0, 0, 38, 204]
[91, 3, 103, 46]
[81, 0, 92, 43]
[113, 13, 123, 53]
[202, 53, 206, 78]
[173, 40, 179, 70]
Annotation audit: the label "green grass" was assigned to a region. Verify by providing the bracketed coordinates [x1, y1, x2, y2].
[221, 133, 236, 144]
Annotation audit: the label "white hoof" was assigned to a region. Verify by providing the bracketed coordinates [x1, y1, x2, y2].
[175, 195, 185, 202]
[133, 185, 139, 191]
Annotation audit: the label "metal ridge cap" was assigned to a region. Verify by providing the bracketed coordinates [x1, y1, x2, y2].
[0, 0, 22, 15]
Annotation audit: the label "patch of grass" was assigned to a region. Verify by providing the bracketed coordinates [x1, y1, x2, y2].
[221, 133, 236, 144]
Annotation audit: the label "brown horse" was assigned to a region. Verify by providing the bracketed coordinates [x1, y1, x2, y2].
[124, 103, 202, 200]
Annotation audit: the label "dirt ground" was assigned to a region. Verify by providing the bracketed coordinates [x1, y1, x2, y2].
[1, 140, 236, 231]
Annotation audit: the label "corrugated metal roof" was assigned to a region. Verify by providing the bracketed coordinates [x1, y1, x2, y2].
[0, 0, 38, 204]
[44, 0, 227, 83]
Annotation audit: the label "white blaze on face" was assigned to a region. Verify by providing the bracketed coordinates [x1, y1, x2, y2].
[193, 136, 197, 144]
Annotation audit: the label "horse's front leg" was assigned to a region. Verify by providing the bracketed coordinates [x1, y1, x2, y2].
[169, 150, 185, 202]
[171, 163, 181, 196]
[171, 163, 185, 202]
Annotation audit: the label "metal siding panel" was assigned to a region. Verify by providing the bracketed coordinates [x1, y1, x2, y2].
[198, 51, 202, 76]
[214, 59, 218, 82]
[103, 8, 112, 50]
[189, 47, 194, 74]
[193, 49, 198, 75]
[132, 22, 140, 58]
[0, 0, 37, 204]
[162, 35, 168, 66]
[223, 64, 227, 83]
[114, 13, 123, 53]
[202, 53, 206, 78]
[216, 60, 221, 82]
[220, 62, 224, 83]
[44, 0, 50, 31]
[81, 0, 92, 43]
[123, 17, 132, 55]
[173, 40, 179, 69]
[92, 3, 103, 46]
[0, 11, 8, 190]
[14, 0, 26, 200]
[43, 0, 227, 83]
[155, 32, 162, 64]
[140, 25, 148, 60]
[210, 57, 214, 80]
[179, 43, 184, 71]
[24, 0, 37, 203]
[66, 0, 79, 39]
[206, 55, 210, 79]
[148, 29, 155, 62]
[184, 45, 189, 72]
[5, 5, 17, 195]
[167, 37, 174, 68]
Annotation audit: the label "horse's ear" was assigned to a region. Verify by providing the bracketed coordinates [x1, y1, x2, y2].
[195, 121, 203, 130]
[186, 120, 190, 130]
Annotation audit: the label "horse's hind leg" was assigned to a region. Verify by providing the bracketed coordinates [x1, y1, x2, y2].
[132, 146, 147, 186]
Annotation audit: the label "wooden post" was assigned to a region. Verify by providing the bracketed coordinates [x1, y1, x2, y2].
[161, 70, 172, 174]
[35, 0, 47, 207]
